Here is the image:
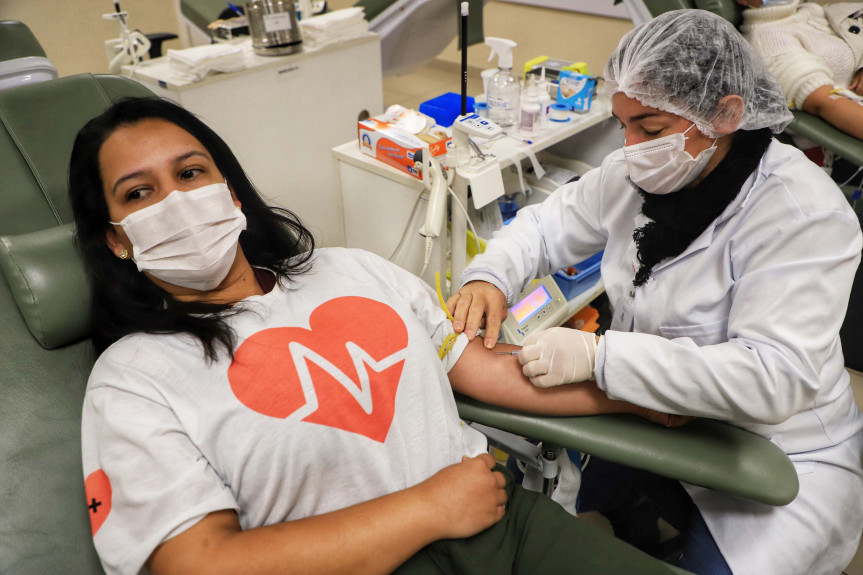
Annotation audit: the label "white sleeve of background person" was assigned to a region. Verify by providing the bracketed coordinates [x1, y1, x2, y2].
[460, 163, 610, 304]
[743, 9, 848, 108]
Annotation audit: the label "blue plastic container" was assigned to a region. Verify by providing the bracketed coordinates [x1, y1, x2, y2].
[498, 197, 519, 221]
[419, 92, 476, 127]
[553, 251, 603, 300]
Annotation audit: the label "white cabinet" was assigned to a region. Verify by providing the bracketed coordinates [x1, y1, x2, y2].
[333, 98, 617, 283]
[126, 35, 384, 247]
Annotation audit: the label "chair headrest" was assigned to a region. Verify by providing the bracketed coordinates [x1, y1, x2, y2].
[0, 20, 48, 61]
[0, 224, 90, 349]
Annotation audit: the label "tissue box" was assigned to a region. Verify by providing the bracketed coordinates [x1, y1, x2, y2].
[357, 115, 451, 180]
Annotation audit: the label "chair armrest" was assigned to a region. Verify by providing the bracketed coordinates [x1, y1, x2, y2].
[786, 110, 863, 166]
[455, 394, 799, 507]
[0, 224, 90, 349]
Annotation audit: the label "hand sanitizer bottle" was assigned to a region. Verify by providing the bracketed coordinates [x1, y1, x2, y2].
[485, 37, 520, 128]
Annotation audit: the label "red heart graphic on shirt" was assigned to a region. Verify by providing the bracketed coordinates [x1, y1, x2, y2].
[228, 296, 408, 443]
[85, 469, 112, 536]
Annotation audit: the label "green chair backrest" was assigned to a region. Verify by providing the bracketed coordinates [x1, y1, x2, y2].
[0, 73, 154, 575]
[639, 0, 742, 26]
[0, 74, 152, 236]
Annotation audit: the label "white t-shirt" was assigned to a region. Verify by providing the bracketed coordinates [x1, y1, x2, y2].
[81, 248, 486, 575]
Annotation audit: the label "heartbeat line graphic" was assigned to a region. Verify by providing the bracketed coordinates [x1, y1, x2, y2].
[288, 341, 407, 416]
[228, 296, 410, 442]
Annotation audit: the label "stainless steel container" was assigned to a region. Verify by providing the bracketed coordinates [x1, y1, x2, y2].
[245, 0, 302, 57]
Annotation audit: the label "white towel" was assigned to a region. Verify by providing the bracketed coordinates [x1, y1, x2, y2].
[168, 43, 246, 82]
[520, 449, 582, 516]
[300, 7, 368, 49]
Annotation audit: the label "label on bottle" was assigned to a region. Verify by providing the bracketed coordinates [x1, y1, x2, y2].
[520, 106, 539, 133]
[487, 96, 512, 111]
[264, 12, 293, 33]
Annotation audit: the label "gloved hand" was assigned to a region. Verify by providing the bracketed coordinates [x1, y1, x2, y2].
[518, 327, 598, 388]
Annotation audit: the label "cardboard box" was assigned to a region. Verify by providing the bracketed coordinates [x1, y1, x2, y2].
[358, 113, 451, 180]
[557, 71, 596, 113]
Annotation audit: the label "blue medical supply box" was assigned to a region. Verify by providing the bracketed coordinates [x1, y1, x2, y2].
[419, 92, 475, 127]
[557, 71, 595, 113]
[553, 251, 603, 300]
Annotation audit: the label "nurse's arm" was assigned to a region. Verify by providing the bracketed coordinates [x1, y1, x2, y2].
[449, 338, 691, 427]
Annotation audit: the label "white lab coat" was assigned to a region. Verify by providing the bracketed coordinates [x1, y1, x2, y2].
[461, 140, 863, 574]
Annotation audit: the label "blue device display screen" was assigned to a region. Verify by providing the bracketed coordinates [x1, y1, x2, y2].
[510, 286, 551, 325]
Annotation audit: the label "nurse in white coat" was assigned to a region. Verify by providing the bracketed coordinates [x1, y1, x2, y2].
[448, 10, 863, 575]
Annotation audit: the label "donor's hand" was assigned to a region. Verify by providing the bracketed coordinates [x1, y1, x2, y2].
[417, 453, 508, 540]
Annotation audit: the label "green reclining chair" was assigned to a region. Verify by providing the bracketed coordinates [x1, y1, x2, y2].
[0, 20, 58, 91]
[0, 73, 796, 573]
[0, 74, 152, 573]
[638, 0, 863, 166]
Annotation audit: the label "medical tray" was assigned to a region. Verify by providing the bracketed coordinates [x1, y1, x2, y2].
[553, 251, 603, 300]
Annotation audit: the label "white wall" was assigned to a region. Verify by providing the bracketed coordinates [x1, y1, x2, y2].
[439, 1, 633, 79]
[0, 0, 182, 76]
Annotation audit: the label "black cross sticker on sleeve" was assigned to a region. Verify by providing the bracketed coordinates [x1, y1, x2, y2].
[88, 498, 103, 514]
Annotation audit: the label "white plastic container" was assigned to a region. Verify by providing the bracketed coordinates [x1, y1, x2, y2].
[519, 77, 541, 135]
[0, 57, 57, 91]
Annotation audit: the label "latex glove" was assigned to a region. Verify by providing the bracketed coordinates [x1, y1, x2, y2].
[518, 327, 597, 388]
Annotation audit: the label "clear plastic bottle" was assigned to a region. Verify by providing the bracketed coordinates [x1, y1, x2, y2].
[485, 37, 520, 128]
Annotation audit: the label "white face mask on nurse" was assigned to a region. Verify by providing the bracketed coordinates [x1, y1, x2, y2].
[612, 92, 738, 194]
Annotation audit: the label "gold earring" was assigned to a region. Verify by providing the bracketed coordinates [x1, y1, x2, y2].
[118, 249, 129, 260]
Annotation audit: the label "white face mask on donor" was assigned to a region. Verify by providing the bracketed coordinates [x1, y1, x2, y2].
[110, 182, 247, 291]
[623, 123, 718, 194]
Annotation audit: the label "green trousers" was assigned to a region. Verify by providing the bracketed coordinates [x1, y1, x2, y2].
[394, 467, 686, 575]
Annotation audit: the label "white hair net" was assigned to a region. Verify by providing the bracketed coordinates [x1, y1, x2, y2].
[604, 10, 793, 138]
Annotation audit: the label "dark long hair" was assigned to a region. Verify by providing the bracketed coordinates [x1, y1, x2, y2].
[69, 97, 315, 360]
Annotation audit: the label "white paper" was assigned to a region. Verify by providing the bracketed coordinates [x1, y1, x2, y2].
[464, 161, 506, 210]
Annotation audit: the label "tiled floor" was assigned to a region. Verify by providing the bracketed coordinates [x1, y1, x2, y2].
[385, 57, 863, 574]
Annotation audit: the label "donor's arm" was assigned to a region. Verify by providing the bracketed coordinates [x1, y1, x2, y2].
[448, 338, 691, 427]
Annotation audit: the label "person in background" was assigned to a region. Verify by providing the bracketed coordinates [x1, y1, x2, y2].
[739, 0, 863, 140]
[447, 9, 863, 575]
[70, 96, 685, 575]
